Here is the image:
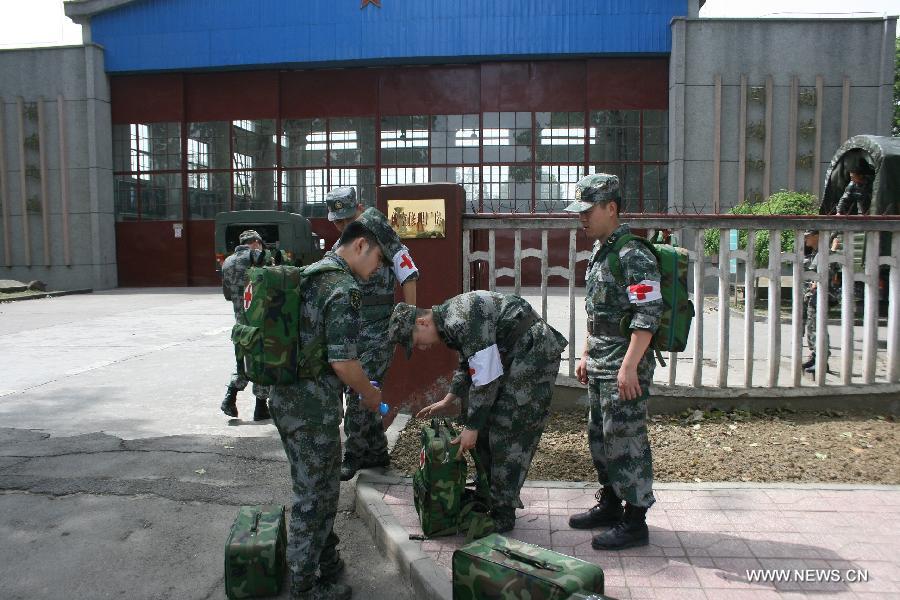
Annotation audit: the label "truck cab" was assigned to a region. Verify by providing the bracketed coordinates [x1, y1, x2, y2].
[214, 210, 325, 274]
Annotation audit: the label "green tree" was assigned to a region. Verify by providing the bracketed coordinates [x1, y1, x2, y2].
[703, 190, 817, 267]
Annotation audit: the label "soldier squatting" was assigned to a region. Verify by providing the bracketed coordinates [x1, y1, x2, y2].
[225, 173, 662, 599]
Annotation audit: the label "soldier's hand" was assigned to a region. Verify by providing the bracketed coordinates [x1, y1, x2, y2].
[576, 355, 589, 385]
[450, 428, 478, 460]
[617, 366, 642, 401]
[415, 394, 460, 419]
[361, 387, 382, 413]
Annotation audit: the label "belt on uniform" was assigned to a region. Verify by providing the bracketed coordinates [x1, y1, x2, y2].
[587, 317, 627, 339]
[361, 294, 394, 306]
[498, 310, 541, 370]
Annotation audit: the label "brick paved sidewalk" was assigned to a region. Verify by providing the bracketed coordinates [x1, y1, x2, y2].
[359, 477, 900, 600]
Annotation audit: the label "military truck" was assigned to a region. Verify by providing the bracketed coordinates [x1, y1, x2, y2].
[819, 135, 898, 307]
[214, 210, 324, 274]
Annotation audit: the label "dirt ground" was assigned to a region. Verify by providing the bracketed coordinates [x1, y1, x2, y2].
[390, 408, 899, 484]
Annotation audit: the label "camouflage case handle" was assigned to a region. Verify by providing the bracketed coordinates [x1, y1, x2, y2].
[495, 547, 562, 572]
[249, 511, 262, 535]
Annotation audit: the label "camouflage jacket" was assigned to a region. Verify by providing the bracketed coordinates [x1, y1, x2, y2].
[803, 249, 839, 302]
[332, 208, 419, 326]
[222, 245, 255, 321]
[585, 224, 663, 381]
[297, 252, 362, 396]
[835, 181, 872, 216]
[433, 291, 567, 430]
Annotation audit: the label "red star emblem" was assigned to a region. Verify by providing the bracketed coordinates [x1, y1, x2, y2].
[243, 283, 253, 310]
[628, 283, 654, 300]
[361, 0, 381, 7]
[399, 254, 413, 269]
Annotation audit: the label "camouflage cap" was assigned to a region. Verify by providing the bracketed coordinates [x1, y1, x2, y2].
[389, 302, 417, 358]
[238, 229, 263, 244]
[326, 186, 360, 222]
[356, 207, 402, 263]
[563, 174, 621, 213]
[803, 229, 819, 236]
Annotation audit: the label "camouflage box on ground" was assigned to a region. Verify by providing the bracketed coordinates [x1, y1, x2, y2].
[452, 534, 605, 600]
[225, 505, 287, 599]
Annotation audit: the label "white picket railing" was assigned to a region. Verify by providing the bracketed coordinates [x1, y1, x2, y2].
[462, 215, 900, 394]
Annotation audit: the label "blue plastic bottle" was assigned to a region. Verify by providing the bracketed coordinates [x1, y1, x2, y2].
[371, 381, 389, 415]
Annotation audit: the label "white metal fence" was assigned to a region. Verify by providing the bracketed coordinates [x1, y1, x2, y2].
[462, 215, 900, 393]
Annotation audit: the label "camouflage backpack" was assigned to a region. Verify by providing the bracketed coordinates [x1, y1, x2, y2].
[412, 419, 494, 541]
[607, 234, 694, 361]
[230, 263, 340, 385]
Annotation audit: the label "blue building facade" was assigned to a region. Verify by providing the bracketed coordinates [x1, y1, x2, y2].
[87, 0, 685, 72]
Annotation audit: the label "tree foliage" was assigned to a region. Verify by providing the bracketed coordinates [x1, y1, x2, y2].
[703, 190, 817, 267]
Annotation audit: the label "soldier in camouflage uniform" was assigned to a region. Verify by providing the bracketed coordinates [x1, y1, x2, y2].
[221, 229, 271, 421]
[564, 174, 663, 551]
[802, 230, 832, 374]
[269, 220, 388, 600]
[325, 187, 419, 481]
[835, 168, 873, 216]
[389, 292, 568, 533]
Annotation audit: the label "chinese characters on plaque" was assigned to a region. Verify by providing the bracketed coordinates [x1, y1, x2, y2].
[387, 199, 446, 239]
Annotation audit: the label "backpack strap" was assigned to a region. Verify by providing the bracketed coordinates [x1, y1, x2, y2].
[606, 233, 656, 286]
[604, 234, 668, 367]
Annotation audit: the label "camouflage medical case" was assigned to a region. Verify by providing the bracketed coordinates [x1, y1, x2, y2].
[606, 234, 694, 356]
[413, 419, 494, 540]
[452, 534, 605, 600]
[232, 263, 340, 385]
[224, 505, 287, 599]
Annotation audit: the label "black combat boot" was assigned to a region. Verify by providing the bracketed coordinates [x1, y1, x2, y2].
[491, 506, 517, 533]
[340, 452, 390, 481]
[253, 398, 271, 421]
[802, 355, 815, 370]
[568, 486, 623, 529]
[591, 503, 649, 550]
[220, 387, 239, 418]
[292, 582, 352, 600]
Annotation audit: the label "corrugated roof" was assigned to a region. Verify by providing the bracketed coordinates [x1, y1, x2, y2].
[81, 0, 686, 72]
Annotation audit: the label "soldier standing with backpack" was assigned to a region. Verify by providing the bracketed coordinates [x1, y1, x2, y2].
[221, 229, 271, 421]
[324, 187, 419, 481]
[564, 174, 663, 551]
[269, 220, 388, 600]
[388, 291, 568, 533]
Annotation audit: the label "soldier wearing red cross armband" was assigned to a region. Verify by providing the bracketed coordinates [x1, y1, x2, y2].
[389, 292, 568, 533]
[563, 173, 664, 551]
[325, 187, 419, 481]
[220, 229, 271, 421]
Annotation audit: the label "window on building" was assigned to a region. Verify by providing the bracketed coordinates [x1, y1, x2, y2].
[233, 154, 254, 197]
[130, 124, 151, 179]
[281, 117, 376, 217]
[187, 138, 209, 190]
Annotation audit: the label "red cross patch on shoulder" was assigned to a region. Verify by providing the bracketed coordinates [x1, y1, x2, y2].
[392, 246, 417, 282]
[627, 280, 661, 304]
[243, 282, 253, 310]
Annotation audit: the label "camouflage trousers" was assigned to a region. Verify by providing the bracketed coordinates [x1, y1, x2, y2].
[268, 383, 342, 590]
[342, 320, 391, 462]
[230, 353, 269, 400]
[588, 379, 655, 508]
[804, 293, 831, 360]
[472, 355, 558, 511]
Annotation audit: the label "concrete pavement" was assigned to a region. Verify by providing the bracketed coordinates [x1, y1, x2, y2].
[357, 475, 900, 600]
[0, 289, 413, 600]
